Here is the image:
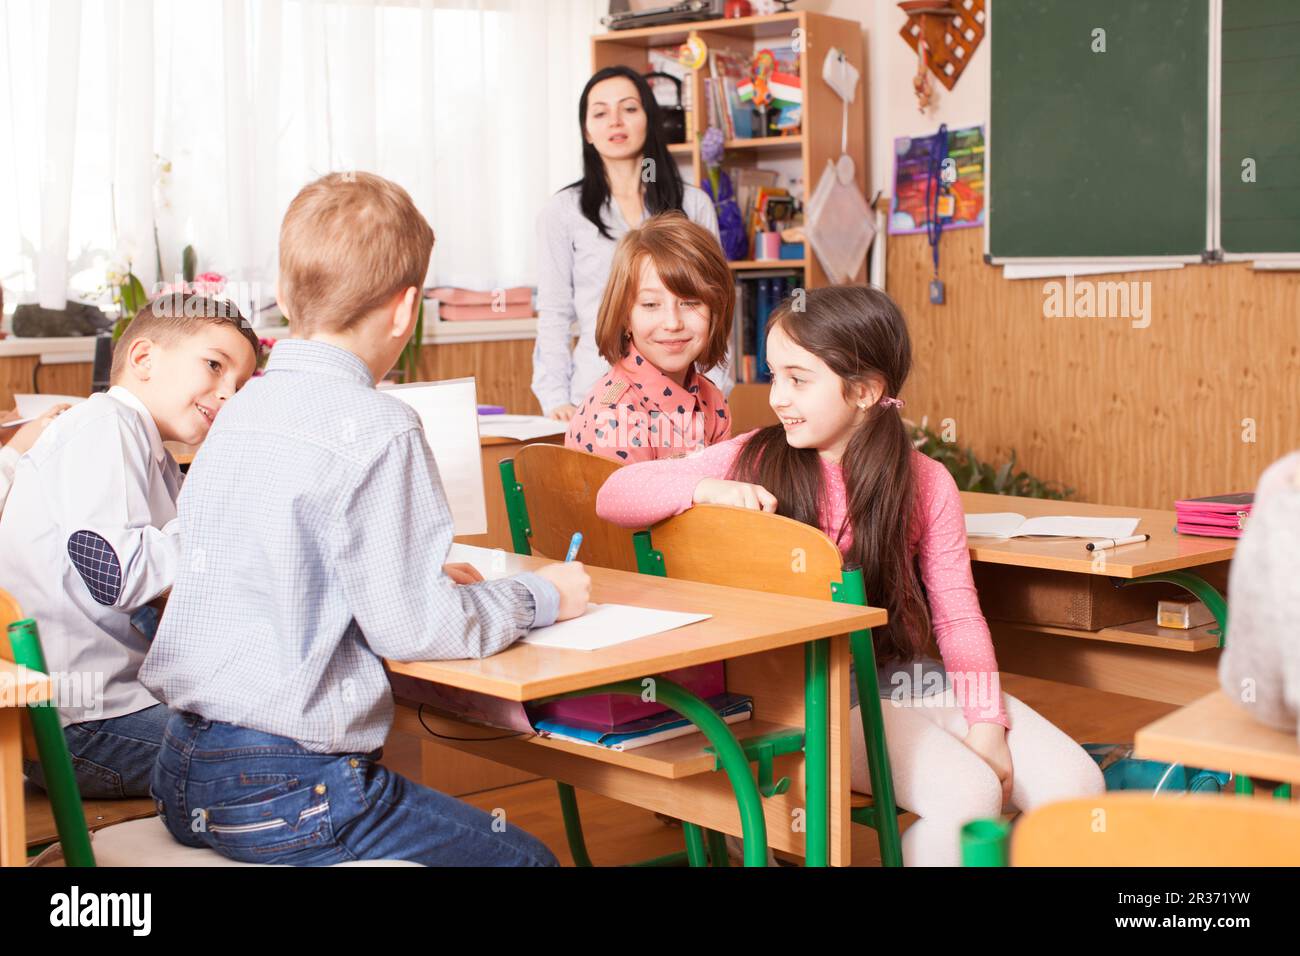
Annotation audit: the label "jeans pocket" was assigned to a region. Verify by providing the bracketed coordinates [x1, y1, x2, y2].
[202, 783, 335, 861]
[69, 754, 126, 799]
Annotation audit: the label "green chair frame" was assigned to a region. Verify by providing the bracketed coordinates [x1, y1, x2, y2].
[500, 458, 904, 866]
[5, 617, 97, 866]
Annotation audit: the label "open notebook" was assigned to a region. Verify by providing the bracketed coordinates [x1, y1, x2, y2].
[965, 513, 1141, 540]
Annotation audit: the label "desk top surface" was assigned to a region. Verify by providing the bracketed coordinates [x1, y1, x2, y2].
[385, 544, 885, 700]
[960, 492, 1236, 578]
[1135, 691, 1300, 784]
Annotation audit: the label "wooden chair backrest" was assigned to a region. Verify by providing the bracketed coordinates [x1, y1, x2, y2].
[646, 505, 844, 600]
[1012, 793, 1300, 866]
[514, 444, 641, 572]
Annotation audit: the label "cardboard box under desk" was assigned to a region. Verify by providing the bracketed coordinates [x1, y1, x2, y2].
[970, 564, 1189, 631]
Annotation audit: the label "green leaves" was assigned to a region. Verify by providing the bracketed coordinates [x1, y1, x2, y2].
[182, 245, 197, 283]
[908, 422, 1072, 500]
[112, 271, 150, 341]
[397, 297, 424, 383]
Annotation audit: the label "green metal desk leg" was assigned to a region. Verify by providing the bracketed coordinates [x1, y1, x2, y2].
[554, 781, 594, 867]
[539, 677, 769, 866]
[833, 569, 905, 868]
[804, 637, 830, 867]
[705, 828, 730, 867]
[1117, 571, 1228, 646]
[8, 619, 95, 867]
[961, 818, 1011, 867]
[682, 822, 709, 867]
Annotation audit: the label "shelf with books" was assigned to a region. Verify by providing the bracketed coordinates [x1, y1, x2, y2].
[723, 135, 802, 150]
[593, 10, 865, 291]
[728, 258, 806, 270]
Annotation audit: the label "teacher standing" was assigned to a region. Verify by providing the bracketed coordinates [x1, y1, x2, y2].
[533, 66, 729, 420]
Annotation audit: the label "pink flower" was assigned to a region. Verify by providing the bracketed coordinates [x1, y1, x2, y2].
[191, 272, 226, 296]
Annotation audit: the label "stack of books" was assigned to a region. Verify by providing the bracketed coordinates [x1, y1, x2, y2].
[530, 692, 753, 752]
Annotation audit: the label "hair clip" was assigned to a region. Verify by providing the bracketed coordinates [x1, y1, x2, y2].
[878, 396, 904, 409]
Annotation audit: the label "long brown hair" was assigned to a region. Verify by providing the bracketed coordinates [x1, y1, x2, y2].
[728, 286, 929, 663]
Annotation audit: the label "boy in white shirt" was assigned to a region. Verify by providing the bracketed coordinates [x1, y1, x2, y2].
[0, 293, 258, 797]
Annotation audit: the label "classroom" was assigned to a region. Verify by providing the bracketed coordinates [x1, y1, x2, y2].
[0, 0, 1296, 899]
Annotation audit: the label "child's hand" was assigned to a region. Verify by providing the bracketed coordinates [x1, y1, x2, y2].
[442, 562, 485, 585]
[692, 478, 778, 513]
[964, 722, 1014, 806]
[534, 561, 591, 621]
[547, 403, 577, 422]
[5, 404, 71, 455]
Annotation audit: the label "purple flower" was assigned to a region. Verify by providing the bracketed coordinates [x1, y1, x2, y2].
[702, 127, 725, 167]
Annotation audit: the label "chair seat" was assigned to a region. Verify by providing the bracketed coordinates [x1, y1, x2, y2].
[89, 817, 422, 867]
[25, 782, 156, 847]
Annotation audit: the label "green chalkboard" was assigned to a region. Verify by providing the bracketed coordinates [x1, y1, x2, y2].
[1220, 0, 1300, 254]
[989, 0, 1210, 259]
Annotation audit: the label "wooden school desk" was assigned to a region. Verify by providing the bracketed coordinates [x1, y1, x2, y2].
[1, 659, 51, 866]
[387, 544, 886, 866]
[1136, 691, 1300, 794]
[962, 492, 1236, 705]
[166, 432, 563, 554]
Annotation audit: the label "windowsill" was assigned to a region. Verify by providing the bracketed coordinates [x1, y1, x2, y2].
[0, 316, 541, 361]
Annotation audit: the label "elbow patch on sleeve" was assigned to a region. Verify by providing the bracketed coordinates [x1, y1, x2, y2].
[67, 530, 123, 606]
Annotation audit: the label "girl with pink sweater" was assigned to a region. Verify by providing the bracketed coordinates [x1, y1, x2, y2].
[596, 285, 1102, 866]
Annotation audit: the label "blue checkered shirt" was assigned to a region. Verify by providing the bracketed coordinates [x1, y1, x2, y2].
[139, 339, 558, 753]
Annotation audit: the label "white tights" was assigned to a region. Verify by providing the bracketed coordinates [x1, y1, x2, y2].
[850, 692, 1105, 866]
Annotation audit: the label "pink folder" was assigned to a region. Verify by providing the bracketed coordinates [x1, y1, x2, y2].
[1174, 493, 1253, 538]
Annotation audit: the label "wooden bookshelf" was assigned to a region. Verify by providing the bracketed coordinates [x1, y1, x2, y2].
[593, 11, 865, 407]
[592, 9, 867, 292]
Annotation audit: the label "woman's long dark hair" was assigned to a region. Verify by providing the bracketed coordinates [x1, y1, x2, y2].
[570, 66, 685, 240]
[729, 286, 930, 664]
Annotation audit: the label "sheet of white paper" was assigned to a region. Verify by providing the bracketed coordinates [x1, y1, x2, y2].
[965, 512, 1140, 539]
[383, 378, 487, 536]
[1013, 516, 1140, 539]
[477, 414, 567, 441]
[521, 603, 711, 652]
[965, 513, 1027, 538]
[14, 394, 85, 418]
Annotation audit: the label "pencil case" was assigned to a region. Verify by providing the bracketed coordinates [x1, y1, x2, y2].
[1174, 492, 1253, 538]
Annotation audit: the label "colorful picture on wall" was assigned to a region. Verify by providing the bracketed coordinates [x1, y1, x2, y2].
[890, 125, 985, 235]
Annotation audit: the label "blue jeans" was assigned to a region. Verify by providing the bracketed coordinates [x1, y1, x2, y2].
[151, 712, 559, 867]
[24, 703, 170, 799]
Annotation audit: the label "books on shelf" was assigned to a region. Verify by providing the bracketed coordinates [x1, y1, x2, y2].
[732, 272, 801, 385]
[532, 692, 754, 752]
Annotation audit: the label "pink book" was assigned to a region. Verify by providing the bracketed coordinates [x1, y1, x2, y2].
[438, 301, 535, 321]
[429, 286, 532, 306]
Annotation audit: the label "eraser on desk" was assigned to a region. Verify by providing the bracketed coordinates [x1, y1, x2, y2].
[1157, 599, 1214, 630]
[477, 405, 506, 415]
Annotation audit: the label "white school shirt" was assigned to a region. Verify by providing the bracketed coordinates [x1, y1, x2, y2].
[0, 386, 179, 726]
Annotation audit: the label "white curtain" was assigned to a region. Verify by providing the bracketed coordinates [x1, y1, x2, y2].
[0, 0, 606, 321]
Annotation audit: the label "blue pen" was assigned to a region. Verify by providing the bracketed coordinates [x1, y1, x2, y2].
[564, 532, 583, 563]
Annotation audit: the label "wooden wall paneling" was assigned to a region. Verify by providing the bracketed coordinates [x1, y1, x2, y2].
[887, 228, 1300, 508]
[416, 339, 542, 415]
[0, 357, 93, 409]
